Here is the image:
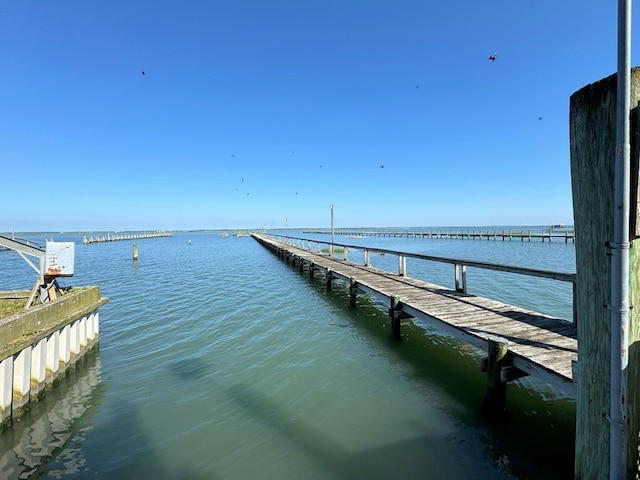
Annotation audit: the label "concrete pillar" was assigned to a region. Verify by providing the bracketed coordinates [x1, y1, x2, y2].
[30, 338, 47, 398]
[79, 315, 87, 352]
[70, 320, 80, 360]
[45, 330, 60, 384]
[12, 347, 31, 413]
[59, 324, 71, 372]
[0, 356, 13, 426]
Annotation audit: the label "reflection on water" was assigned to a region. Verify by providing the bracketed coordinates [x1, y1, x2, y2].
[0, 350, 104, 479]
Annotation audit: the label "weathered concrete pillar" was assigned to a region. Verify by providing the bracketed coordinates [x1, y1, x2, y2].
[79, 315, 87, 352]
[59, 324, 71, 372]
[0, 356, 13, 426]
[70, 319, 80, 361]
[46, 330, 60, 384]
[30, 337, 47, 398]
[570, 68, 640, 479]
[12, 347, 31, 414]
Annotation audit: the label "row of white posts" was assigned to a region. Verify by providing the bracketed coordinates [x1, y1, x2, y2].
[0, 310, 100, 425]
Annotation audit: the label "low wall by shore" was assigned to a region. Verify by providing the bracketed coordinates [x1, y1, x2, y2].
[0, 286, 108, 428]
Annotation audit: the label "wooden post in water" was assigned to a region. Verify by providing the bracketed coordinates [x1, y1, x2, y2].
[483, 337, 509, 414]
[389, 296, 402, 339]
[570, 69, 640, 479]
[132, 243, 138, 261]
[349, 278, 358, 307]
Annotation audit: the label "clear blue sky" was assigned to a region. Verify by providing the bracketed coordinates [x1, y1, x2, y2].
[1, 1, 632, 232]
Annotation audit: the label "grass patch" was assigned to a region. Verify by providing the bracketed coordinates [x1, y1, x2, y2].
[0, 298, 27, 319]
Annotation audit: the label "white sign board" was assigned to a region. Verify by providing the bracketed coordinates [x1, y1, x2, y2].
[45, 241, 75, 276]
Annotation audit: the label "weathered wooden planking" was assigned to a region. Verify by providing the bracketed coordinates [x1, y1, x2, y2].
[254, 234, 577, 395]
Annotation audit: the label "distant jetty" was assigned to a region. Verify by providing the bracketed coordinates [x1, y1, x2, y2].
[82, 231, 172, 244]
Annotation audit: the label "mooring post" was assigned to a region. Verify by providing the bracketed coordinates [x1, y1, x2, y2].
[570, 69, 640, 479]
[326, 269, 333, 291]
[133, 243, 138, 261]
[484, 337, 509, 414]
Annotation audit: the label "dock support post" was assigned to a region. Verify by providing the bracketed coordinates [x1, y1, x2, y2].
[389, 296, 402, 339]
[326, 269, 333, 291]
[349, 278, 357, 307]
[133, 243, 138, 261]
[484, 337, 509, 414]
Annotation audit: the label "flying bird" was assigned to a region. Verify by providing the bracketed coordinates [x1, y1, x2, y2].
[488, 52, 498, 62]
[538, 116, 543, 120]
[141, 71, 146, 76]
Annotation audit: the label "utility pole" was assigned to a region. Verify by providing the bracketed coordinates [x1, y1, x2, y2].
[330, 204, 334, 257]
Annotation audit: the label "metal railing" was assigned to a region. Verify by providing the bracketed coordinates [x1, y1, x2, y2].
[267, 233, 577, 325]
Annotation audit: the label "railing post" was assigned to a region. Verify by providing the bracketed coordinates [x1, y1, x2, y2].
[364, 250, 370, 267]
[454, 264, 467, 293]
[398, 255, 406, 276]
[344, 247, 349, 261]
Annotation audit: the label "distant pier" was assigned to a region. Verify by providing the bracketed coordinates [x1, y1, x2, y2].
[301, 228, 575, 243]
[82, 231, 172, 244]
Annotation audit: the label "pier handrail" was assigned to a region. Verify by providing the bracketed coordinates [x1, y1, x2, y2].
[267, 233, 577, 323]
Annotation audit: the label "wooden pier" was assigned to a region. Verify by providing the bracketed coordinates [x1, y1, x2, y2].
[82, 231, 172, 244]
[253, 233, 578, 405]
[301, 228, 575, 243]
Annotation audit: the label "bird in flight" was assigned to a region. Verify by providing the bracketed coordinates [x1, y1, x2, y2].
[380, 165, 385, 169]
[538, 116, 543, 120]
[488, 52, 498, 62]
[141, 71, 146, 76]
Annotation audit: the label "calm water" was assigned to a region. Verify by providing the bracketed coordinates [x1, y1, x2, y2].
[0, 228, 576, 479]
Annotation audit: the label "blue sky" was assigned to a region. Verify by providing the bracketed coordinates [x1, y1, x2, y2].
[0, 0, 632, 232]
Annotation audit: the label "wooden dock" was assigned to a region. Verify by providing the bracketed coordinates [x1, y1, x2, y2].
[82, 231, 172, 244]
[253, 233, 577, 403]
[301, 228, 575, 243]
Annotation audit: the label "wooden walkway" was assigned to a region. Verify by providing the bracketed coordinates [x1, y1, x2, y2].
[253, 234, 577, 399]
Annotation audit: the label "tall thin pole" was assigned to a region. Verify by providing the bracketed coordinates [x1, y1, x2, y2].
[611, 0, 631, 477]
[330, 204, 334, 257]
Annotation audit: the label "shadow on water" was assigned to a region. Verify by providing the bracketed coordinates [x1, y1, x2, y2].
[225, 382, 514, 480]
[297, 267, 576, 480]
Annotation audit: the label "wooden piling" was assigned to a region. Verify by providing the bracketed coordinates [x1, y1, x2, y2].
[133, 243, 138, 261]
[389, 296, 402, 339]
[483, 337, 509, 414]
[570, 68, 640, 479]
[349, 278, 357, 307]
